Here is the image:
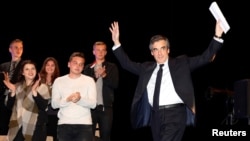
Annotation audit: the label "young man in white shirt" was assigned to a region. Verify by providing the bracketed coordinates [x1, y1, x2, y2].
[52, 52, 97, 141]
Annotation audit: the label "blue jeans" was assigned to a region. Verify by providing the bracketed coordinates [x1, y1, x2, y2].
[57, 124, 93, 141]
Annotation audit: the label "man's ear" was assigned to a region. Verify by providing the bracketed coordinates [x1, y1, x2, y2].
[68, 62, 70, 68]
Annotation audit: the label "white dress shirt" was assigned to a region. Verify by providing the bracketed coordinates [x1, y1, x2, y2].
[147, 60, 183, 106]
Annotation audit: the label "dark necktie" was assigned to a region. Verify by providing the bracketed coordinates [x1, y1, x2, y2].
[9, 61, 16, 80]
[153, 64, 164, 111]
[3, 61, 17, 96]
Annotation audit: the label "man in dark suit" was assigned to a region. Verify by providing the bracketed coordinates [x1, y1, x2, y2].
[109, 21, 224, 141]
[84, 41, 119, 141]
[0, 38, 24, 135]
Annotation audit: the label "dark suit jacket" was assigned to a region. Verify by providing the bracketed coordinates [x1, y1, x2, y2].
[83, 61, 119, 107]
[0, 60, 23, 96]
[113, 38, 223, 128]
[0, 59, 23, 134]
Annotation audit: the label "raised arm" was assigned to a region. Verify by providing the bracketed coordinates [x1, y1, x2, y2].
[109, 21, 121, 46]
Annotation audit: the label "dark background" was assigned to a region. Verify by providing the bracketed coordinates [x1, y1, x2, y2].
[1, 0, 250, 140]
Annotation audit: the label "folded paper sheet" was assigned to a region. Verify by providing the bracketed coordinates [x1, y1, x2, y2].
[209, 1, 230, 34]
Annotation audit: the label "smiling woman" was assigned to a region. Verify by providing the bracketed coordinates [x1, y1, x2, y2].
[39, 57, 60, 141]
[3, 60, 50, 141]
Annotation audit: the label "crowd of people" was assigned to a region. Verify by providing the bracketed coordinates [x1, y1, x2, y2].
[0, 38, 120, 141]
[0, 20, 224, 141]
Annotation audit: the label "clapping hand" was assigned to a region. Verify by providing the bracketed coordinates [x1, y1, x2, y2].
[66, 92, 81, 103]
[2, 72, 16, 96]
[95, 66, 106, 78]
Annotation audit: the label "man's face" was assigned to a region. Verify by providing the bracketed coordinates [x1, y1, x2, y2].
[93, 44, 107, 60]
[68, 56, 85, 75]
[151, 40, 169, 64]
[9, 42, 23, 59]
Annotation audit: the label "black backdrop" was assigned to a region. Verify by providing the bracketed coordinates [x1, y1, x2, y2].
[1, 0, 249, 140]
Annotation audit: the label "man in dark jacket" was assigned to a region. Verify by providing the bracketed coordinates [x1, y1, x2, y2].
[0, 38, 24, 135]
[109, 21, 224, 141]
[84, 41, 119, 141]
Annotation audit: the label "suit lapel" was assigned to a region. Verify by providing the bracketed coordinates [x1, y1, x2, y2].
[141, 63, 157, 89]
[168, 58, 176, 83]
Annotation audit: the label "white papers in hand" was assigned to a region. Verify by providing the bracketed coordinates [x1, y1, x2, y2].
[209, 1, 230, 34]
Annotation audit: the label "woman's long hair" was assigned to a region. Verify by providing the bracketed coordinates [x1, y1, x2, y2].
[39, 57, 60, 84]
[17, 60, 39, 86]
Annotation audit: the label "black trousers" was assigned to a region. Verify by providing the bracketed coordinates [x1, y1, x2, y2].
[47, 114, 59, 141]
[13, 124, 47, 141]
[33, 124, 47, 141]
[0, 95, 11, 135]
[13, 127, 25, 141]
[91, 105, 113, 141]
[151, 104, 187, 141]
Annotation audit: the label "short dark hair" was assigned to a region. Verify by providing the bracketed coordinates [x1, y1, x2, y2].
[69, 52, 85, 61]
[149, 35, 170, 50]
